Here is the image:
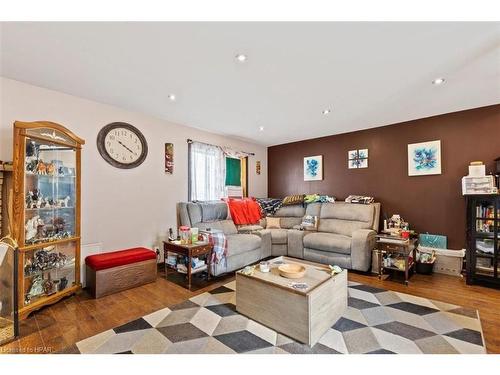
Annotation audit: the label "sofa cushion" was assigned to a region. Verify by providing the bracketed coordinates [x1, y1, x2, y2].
[269, 229, 288, 244]
[226, 234, 261, 256]
[280, 217, 303, 229]
[318, 202, 375, 236]
[303, 232, 352, 255]
[238, 225, 264, 233]
[274, 205, 306, 217]
[200, 202, 228, 222]
[305, 202, 322, 217]
[194, 220, 238, 235]
[186, 203, 202, 226]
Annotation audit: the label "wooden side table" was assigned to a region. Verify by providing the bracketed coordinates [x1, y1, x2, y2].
[376, 236, 417, 285]
[163, 241, 213, 290]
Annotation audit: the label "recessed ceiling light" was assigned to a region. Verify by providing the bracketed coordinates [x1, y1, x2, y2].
[322, 109, 331, 115]
[235, 53, 247, 63]
[168, 94, 176, 101]
[258, 126, 264, 131]
[432, 78, 445, 85]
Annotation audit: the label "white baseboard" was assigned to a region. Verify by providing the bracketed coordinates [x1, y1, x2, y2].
[80, 242, 103, 287]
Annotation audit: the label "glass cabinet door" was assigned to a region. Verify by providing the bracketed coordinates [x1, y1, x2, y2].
[24, 137, 77, 245]
[0, 242, 17, 345]
[472, 198, 498, 278]
[22, 241, 76, 307]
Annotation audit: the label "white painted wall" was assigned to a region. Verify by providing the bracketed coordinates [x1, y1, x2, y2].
[0, 77, 267, 252]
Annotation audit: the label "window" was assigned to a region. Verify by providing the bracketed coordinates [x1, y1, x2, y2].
[188, 141, 249, 201]
[188, 141, 225, 201]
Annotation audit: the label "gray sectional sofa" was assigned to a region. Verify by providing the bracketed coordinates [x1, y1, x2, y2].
[177, 200, 380, 276]
[178, 201, 271, 276]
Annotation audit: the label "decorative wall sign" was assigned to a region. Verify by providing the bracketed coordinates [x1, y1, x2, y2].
[408, 140, 441, 176]
[256, 160, 261, 175]
[165, 143, 174, 174]
[348, 149, 368, 169]
[304, 155, 323, 181]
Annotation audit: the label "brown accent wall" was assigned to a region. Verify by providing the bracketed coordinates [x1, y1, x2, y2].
[268, 105, 500, 249]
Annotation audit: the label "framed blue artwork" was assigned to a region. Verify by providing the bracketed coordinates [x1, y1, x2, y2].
[408, 140, 442, 176]
[304, 155, 323, 181]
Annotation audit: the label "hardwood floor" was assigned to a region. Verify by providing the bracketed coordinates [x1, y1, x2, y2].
[1, 269, 499, 354]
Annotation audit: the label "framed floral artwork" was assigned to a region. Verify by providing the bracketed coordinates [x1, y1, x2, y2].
[348, 149, 368, 169]
[304, 155, 323, 181]
[408, 140, 441, 176]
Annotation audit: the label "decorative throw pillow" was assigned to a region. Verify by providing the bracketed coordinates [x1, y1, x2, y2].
[282, 194, 305, 206]
[301, 215, 318, 230]
[266, 217, 281, 229]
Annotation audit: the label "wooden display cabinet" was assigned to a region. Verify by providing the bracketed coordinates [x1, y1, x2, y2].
[12, 121, 84, 319]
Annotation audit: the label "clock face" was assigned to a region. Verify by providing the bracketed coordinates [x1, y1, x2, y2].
[97, 123, 148, 169]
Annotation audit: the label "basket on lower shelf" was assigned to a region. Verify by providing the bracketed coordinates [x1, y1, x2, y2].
[416, 260, 435, 275]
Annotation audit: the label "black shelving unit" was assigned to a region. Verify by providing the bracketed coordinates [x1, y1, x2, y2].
[466, 194, 500, 288]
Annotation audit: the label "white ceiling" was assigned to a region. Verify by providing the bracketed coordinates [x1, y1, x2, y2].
[1, 22, 499, 146]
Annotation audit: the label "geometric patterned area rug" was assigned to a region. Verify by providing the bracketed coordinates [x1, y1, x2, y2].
[75, 281, 486, 354]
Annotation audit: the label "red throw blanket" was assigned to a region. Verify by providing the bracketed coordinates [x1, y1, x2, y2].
[225, 197, 262, 225]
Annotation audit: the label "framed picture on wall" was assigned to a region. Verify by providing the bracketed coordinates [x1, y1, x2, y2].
[165, 143, 174, 174]
[408, 140, 441, 176]
[304, 155, 323, 181]
[348, 149, 368, 169]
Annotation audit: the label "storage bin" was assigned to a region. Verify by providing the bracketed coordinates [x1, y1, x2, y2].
[418, 246, 464, 276]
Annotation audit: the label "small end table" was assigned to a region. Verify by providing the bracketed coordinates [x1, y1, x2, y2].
[376, 235, 418, 285]
[163, 241, 213, 290]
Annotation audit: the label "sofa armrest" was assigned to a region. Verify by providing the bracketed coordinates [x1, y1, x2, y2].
[287, 229, 306, 259]
[253, 229, 272, 258]
[351, 229, 377, 271]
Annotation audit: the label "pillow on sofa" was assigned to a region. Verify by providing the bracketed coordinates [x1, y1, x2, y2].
[282, 194, 305, 206]
[301, 215, 318, 230]
[266, 217, 281, 229]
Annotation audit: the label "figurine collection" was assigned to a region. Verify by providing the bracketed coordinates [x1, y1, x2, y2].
[24, 245, 73, 305]
[24, 247, 68, 276]
[24, 214, 72, 244]
[25, 274, 69, 305]
[26, 189, 71, 210]
[25, 141, 74, 177]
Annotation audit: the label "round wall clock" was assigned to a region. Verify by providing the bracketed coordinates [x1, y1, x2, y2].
[97, 122, 148, 169]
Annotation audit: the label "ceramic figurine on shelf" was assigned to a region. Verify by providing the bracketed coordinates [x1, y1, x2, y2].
[26, 159, 38, 174]
[25, 215, 44, 241]
[36, 160, 47, 175]
[25, 275, 45, 304]
[57, 196, 71, 208]
[59, 276, 68, 291]
[46, 162, 56, 176]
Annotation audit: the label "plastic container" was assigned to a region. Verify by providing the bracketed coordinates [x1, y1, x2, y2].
[179, 226, 191, 245]
[191, 227, 199, 244]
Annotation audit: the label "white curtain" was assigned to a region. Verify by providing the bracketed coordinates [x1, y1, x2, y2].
[189, 142, 226, 201]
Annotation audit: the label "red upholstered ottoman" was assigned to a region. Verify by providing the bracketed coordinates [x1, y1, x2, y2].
[85, 247, 157, 298]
